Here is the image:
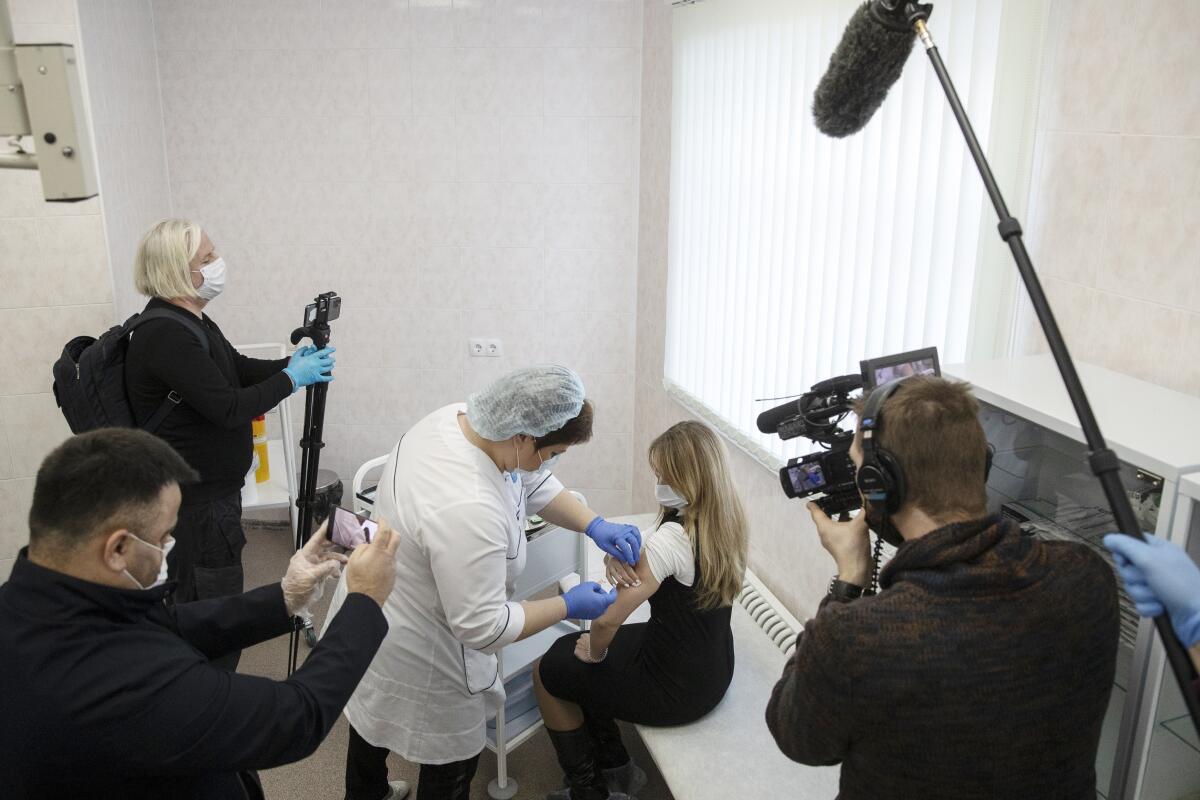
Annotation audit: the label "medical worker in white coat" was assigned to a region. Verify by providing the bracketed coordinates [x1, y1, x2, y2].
[326, 366, 642, 800]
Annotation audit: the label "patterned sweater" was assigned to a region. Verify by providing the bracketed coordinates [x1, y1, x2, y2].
[766, 515, 1119, 799]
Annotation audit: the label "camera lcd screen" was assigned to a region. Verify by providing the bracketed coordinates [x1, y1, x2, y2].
[328, 505, 376, 549]
[860, 347, 941, 389]
[871, 356, 937, 387]
[788, 462, 827, 493]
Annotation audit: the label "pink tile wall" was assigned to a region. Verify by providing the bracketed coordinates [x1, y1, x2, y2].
[75, 0, 175, 321]
[1018, 0, 1200, 396]
[0, 6, 114, 581]
[149, 0, 644, 514]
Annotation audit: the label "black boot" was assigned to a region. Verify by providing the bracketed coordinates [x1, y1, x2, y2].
[600, 762, 646, 798]
[545, 727, 628, 800]
[585, 714, 629, 770]
[585, 715, 646, 797]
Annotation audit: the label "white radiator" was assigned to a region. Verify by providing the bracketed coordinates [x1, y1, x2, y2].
[737, 570, 804, 657]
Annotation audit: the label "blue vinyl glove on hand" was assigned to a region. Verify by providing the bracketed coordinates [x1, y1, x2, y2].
[284, 346, 336, 390]
[585, 517, 642, 565]
[563, 581, 619, 620]
[1103, 532, 1200, 646]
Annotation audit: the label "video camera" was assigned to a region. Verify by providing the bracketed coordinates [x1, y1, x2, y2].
[758, 347, 940, 516]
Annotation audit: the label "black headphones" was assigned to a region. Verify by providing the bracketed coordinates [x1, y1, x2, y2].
[855, 378, 995, 516]
[855, 380, 908, 515]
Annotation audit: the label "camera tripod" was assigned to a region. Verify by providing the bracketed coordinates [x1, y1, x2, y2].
[286, 291, 339, 676]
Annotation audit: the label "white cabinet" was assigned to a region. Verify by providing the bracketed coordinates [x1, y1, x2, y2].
[945, 354, 1200, 799]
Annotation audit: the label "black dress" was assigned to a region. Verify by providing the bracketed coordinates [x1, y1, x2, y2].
[539, 547, 735, 726]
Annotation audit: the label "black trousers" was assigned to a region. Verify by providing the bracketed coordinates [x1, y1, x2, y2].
[346, 725, 480, 800]
[168, 491, 246, 670]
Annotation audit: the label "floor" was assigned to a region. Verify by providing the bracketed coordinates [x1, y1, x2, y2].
[240, 516, 673, 800]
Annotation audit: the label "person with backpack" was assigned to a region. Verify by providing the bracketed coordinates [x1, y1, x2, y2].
[122, 218, 334, 669]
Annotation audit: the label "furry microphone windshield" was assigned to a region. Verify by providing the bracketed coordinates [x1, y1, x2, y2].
[812, 1, 921, 138]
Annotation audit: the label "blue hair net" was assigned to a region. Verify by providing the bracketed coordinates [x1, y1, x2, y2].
[467, 366, 586, 441]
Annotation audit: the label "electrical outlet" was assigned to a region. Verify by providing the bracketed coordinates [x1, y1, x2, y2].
[469, 338, 503, 358]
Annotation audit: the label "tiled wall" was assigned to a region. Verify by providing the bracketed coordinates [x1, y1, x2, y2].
[139, 0, 643, 515]
[0, 0, 115, 580]
[1017, 0, 1200, 396]
[74, 0, 173, 323]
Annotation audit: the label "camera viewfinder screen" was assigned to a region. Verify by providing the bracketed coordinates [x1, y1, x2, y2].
[329, 506, 377, 549]
[872, 357, 937, 387]
[789, 462, 827, 494]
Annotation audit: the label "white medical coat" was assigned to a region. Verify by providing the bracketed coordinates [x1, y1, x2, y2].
[323, 403, 565, 764]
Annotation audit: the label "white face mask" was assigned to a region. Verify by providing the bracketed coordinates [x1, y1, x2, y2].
[123, 534, 175, 590]
[655, 483, 689, 509]
[512, 439, 558, 480]
[192, 256, 227, 301]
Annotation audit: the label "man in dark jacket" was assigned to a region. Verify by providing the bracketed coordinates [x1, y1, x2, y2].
[0, 429, 400, 800]
[766, 376, 1119, 799]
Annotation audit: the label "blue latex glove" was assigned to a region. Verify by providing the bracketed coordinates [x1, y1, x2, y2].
[585, 517, 642, 565]
[1103, 532, 1200, 646]
[284, 346, 336, 390]
[563, 581, 618, 620]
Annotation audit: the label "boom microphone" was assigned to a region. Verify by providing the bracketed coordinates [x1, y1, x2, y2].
[811, 374, 864, 395]
[757, 398, 802, 434]
[756, 374, 864, 433]
[812, 1, 932, 138]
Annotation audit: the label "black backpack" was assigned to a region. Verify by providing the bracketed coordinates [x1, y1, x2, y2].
[52, 309, 210, 434]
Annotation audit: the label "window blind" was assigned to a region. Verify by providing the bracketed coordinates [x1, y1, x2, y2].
[665, 0, 1022, 465]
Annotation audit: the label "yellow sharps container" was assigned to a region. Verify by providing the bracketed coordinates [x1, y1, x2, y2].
[252, 415, 270, 483]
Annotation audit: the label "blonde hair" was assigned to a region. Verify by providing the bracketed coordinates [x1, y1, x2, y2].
[133, 219, 203, 300]
[648, 421, 748, 610]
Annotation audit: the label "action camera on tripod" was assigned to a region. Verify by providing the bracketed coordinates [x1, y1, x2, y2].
[298, 292, 341, 340]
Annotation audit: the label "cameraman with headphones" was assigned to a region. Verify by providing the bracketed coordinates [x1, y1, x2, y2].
[766, 376, 1119, 799]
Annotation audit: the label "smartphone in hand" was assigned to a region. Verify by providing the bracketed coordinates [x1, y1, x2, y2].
[327, 505, 378, 549]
